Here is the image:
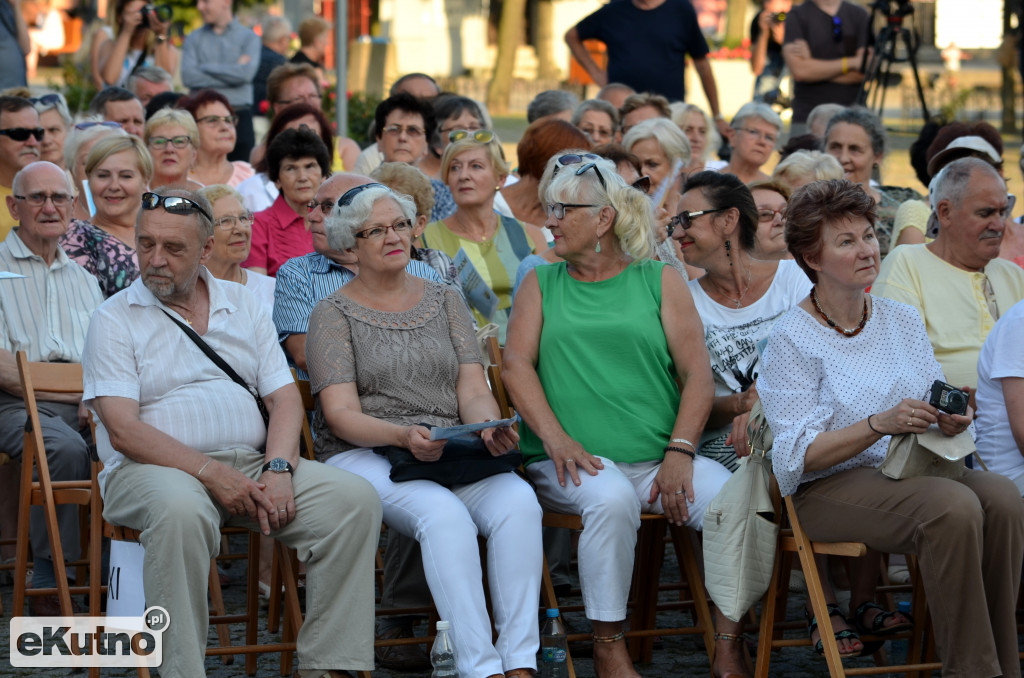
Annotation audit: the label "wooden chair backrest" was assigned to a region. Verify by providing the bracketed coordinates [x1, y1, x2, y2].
[484, 337, 514, 420]
[291, 369, 316, 461]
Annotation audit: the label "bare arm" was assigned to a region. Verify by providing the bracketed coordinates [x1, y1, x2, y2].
[1003, 377, 1024, 457]
[783, 40, 865, 83]
[282, 334, 307, 371]
[455, 362, 519, 455]
[707, 387, 758, 429]
[0, 348, 80, 403]
[503, 270, 604, 486]
[750, 12, 770, 75]
[895, 227, 926, 247]
[565, 26, 607, 87]
[99, 30, 134, 86]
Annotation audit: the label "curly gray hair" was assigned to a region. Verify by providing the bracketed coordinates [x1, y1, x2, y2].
[325, 185, 417, 251]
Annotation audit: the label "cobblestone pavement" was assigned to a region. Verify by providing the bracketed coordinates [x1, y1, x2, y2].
[0, 534, 959, 678]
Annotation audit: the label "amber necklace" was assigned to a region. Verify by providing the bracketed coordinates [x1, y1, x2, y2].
[811, 286, 868, 337]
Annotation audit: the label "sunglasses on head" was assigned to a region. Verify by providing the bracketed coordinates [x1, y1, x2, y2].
[307, 183, 389, 214]
[575, 162, 607, 190]
[74, 121, 122, 131]
[0, 127, 44, 142]
[29, 93, 65, 109]
[141, 192, 213, 222]
[448, 129, 495, 144]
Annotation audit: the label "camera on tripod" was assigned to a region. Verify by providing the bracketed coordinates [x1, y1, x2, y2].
[870, 0, 914, 19]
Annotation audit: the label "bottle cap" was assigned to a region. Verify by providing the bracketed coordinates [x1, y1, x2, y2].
[546, 608, 559, 618]
[436, 620, 451, 631]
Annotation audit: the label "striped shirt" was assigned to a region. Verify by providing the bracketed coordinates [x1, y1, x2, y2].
[273, 252, 443, 379]
[0, 229, 103, 368]
[84, 268, 294, 492]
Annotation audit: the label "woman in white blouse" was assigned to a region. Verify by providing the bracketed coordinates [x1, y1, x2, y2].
[759, 179, 1024, 678]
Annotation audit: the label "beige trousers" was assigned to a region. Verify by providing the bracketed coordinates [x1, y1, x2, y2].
[793, 466, 1024, 678]
[102, 448, 382, 678]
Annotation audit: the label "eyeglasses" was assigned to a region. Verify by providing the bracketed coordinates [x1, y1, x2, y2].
[307, 183, 388, 214]
[214, 212, 253, 230]
[667, 207, 728, 236]
[383, 124, 425, 138]
[832, 15, 842, 42]
[198, 115, 238, 127]
[28, 93, 65, 109]
[13, 192, 72, 207]
[447, 129, 494, 144]
[354, 219, 413, 240]
[631, 176, 652, 194]
[738, 127, 777, 144]
[141, 192, 213, 222]
[545, 202, 598, 219]
[441, 123, 482, 137]
[148, 135, 192, 149]
[757, 207, 785, 222]
[73, 121, 122, 131]
[0, 127, 44, 142]
[576, 162, 607, 190]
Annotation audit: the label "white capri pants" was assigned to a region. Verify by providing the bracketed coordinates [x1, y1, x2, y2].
[327, 448, 544, 677]
[526, 455, 731, 622]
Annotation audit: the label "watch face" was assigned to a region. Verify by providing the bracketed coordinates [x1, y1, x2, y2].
[267, 458, 290, 472]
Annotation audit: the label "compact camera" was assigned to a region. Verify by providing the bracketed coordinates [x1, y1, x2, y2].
[772, 12, 787, 23]
[928, 380, 968, 416]
[142, 4, 173, 28]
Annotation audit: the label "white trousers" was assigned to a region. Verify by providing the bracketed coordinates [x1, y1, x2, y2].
[526, 455, 731, 622]
[327, 448, 544, 677]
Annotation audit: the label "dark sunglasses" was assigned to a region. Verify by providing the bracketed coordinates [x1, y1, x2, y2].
[631, 176, 652, 194]
[307, 183, 388, 214]
[448, 129, 495, 143]
[0, 127, 44, 142]
[141, 192, 212, 222]
[74, 121, 122, 131]
[832, 15, 842, 42]
[29, 93, 64, 108]
[576, 162, 607, 190]
[667, 207, 728, 237]
[551, 153, 602, 178]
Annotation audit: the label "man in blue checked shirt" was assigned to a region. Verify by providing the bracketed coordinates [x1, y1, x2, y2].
[273, 173, 442, 380]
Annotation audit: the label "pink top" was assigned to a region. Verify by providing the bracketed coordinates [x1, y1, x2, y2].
[243, 194, 313, 277]
[228, 161, 256, 188]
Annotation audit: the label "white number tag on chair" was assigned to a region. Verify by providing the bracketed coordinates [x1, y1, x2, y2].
[107, 540, 147, 625]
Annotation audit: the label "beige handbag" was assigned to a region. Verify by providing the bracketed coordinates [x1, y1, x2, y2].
[879, 427, 974, 480]
[702, 399, 779, 623]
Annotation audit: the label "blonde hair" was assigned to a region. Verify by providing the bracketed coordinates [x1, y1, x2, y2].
[545, 158, 654, 261]
[669, 102, 721, 163]
[440, 133, 508, 184]
[371, 162, 435, 217]
[622, 118, 691, 168]
[196, 183, 243, 207]
[85, 134, 154, 183]
[145, 108, 200, 147]
[772, 150, 844, 192]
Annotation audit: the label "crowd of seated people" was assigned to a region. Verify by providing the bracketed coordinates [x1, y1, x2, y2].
[5, 35, 1024, 676]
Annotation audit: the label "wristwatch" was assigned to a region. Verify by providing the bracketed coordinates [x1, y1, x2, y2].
[261, 458, 295, 475]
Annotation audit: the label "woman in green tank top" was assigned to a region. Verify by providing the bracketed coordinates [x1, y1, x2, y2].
[421, 130, 546, 340]
[504, 159, 752, 678]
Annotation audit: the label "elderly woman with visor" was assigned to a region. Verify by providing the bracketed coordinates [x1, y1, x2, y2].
[305, 182, 543, 678]
[504, 158, 750, 678]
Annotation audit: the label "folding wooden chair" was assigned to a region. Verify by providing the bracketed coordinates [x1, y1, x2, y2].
[12, 352, 103, 620]
[756, 476, 942, 677]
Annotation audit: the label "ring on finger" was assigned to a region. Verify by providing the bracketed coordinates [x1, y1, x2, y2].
[674, 490, 684, 495]
[911, 408, 915, 418]
[566, 459, 576, 465]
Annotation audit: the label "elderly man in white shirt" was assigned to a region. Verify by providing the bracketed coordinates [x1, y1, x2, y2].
[82, 187, 382, 678]
[0, 160, 103, 616]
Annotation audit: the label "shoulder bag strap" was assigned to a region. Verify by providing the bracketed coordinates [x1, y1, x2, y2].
[160, 309, 270, 427]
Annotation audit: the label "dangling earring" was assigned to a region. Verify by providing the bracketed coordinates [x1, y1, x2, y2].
[724, 239, 732, 266]
[595, 239, 602, 254]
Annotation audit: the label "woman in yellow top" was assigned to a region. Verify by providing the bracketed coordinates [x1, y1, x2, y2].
[422, 130, 546, 340]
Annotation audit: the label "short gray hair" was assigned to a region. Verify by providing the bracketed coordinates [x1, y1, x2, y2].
[32, 91, 72, 128]
[825, 106, 888, 158]
[527, 90, 579, 123]
[324, 185, 417, 251]
[139, 187, 215, 242]
[261, 15, 292, 43]
[931, 156, 1002, 211]
[732, 101, 783, 136]
[127, 66, 173, 94]
[622, 117, 691, 167]
[806, 103, 845, 136]
[571, 99, 619, 130]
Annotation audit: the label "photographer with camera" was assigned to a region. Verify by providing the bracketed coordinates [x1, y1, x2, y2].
[759, 177, 1024, 677]
[750, 0, 791, 106]
[94, 0, 177, 90]
[874, 158, 1024, 395]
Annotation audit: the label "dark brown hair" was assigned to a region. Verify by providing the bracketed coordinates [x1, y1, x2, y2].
[516, 119, 590, 179]
[785, 179, 877, 283]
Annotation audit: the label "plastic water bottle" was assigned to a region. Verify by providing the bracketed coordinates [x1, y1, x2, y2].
[539, 608, 568, 678]
[431, 620, 458, 678]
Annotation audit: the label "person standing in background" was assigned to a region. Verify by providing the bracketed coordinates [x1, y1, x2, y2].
[253, 15, 292, 116]
[750, 0, 791, 106]
[181, 0, 260, 163]
[0, 0, 30, 90]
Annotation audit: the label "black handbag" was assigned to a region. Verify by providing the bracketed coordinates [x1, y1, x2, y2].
[375, 426, 522, 488]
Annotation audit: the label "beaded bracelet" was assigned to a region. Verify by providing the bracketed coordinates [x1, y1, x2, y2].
[664, 445, 696, 460]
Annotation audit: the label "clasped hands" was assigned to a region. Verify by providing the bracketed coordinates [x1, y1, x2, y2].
[201, 461, 296, 535]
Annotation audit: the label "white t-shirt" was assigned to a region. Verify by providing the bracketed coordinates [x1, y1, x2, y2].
[688, 259, 812, 444]
[975, 298, 1024, 488]
[236, 172, 277, 214]
[245, 269, 276, 316]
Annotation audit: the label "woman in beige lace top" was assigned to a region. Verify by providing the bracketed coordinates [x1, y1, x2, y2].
[305, 184, 543, 678]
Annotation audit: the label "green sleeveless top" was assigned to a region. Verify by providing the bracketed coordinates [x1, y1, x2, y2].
[520, 260, 680, 466]
[422, 215, 534, 338]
